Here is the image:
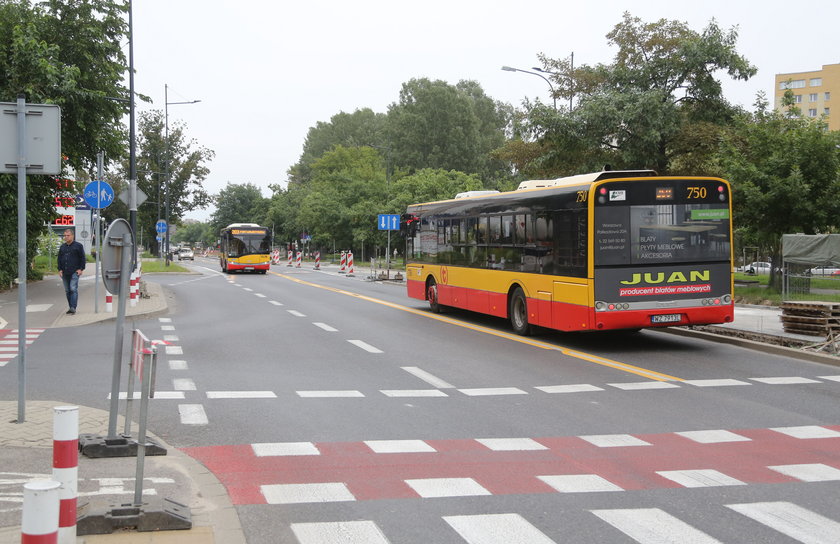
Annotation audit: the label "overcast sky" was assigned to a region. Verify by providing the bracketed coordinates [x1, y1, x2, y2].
[130, 0, 840, 222]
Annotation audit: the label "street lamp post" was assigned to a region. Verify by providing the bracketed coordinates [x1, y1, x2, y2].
[164, 84, 200, 265]
[501, 65, 556, 110]
[532, 51, 574, 111]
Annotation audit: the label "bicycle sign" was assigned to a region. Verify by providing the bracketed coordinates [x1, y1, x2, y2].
[83, 180, 115, 209]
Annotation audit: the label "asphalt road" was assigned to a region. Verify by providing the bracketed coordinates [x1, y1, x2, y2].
[6, 256, 840, 543]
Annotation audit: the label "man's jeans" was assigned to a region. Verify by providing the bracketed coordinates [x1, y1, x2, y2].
[61, 272, 79, 310]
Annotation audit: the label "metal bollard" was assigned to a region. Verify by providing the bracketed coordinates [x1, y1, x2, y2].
[53, 406, 78, 544]
[21, 480, 61, 544]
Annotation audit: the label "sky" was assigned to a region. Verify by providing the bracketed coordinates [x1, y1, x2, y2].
[129, 0, 840, 222]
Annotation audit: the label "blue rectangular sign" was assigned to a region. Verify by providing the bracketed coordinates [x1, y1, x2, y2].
[378, 214, 400, 231]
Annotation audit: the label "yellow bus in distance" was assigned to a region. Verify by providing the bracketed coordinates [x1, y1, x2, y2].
[219, 223, 271, 274]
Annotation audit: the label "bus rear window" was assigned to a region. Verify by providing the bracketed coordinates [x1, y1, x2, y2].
[595, 204, 730, 266]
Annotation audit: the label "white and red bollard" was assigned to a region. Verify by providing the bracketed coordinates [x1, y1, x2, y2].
[105, 291, 113, 312]
[52, 406, 78, 544]
[21, 480, 61, 544]
[129, 270, 137, 307]
[346, 251, 355, 277]
[314, 251, 320, 270]
[295, 251, 302, 268]
[287, 250, 293, 267]
[339, 251, 347, 273]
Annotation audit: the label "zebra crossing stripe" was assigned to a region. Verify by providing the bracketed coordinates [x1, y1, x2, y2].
[291, 521, 389, 544]
[727, 501, 840, 544]
[591, 507, 723, 544]
[656, 469, 746, 488]
[261, 482, 355, 504]
[767, 463, 840, 482]
[443, 513, 556, 544]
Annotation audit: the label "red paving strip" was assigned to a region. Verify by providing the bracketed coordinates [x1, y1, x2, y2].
[181, 425, 840, 505]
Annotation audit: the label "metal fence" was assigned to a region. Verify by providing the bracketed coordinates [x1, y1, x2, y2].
[782, 263, 840, 300]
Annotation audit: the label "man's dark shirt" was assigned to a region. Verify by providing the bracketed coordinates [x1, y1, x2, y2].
[58, 240, 85, 274]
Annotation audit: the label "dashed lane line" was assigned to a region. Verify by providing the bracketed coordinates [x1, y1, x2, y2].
[270, 271, 682, 382]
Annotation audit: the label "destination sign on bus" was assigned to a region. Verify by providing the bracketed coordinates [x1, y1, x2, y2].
[231, 229, 265, 235]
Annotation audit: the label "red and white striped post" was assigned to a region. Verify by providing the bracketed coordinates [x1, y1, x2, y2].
[339, 251, 347, 273]
[286, 250, 293, 267]
[295, 251, 301, 268]
[21, 480, 61, 544]
[346, 251, 355, 277]
[52, 406, 78, 544]
[313, 251, 320, 270]
[129, 270, 137, 307]
[105, 291, 113, 312]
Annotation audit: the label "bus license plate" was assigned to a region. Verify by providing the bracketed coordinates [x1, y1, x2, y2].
[651, 314, 681, 324]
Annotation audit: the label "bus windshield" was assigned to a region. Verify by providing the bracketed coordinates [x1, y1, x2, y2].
[226, 231, 270, 257]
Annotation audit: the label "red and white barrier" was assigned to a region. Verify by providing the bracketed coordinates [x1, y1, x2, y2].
[21, 480, 61, 544]
[287, 250, 293, 267]
[52, 406, 78, 544]
[105, 291, 113, 313]
[295, 251, 302, 268]
[346, 251, 355, 277]
[314, 251, 320, 270]
[271, 249, 280, 264]
[339, 251, 347, 274]
[129, 271, 137, 308]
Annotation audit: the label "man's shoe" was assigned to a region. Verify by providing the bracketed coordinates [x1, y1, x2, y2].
[66, 309, 73, 314]
[69, 308, 76, 314]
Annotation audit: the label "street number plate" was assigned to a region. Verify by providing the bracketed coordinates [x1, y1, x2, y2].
[651, 314, 681, 323]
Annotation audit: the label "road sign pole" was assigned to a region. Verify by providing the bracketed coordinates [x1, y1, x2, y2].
[16, 95, 27, 424]
[107, 226, 133, 440]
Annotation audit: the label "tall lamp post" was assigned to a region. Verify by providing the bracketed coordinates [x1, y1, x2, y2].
[163, 84, 200, 265]
[501, 65, 557, 110]
[532, 52, 574, 111]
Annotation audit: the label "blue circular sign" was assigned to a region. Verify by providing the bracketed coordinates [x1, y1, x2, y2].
[155, 220, 168, 234]
[83, 180, 115, 209]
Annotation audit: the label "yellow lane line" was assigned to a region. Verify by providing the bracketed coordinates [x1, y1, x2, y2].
[271, 271, 683, 382]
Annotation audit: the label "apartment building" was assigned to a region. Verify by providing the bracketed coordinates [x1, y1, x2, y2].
[774, 63, 838, 131]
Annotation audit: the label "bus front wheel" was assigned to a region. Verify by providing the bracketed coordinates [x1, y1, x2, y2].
[509, 287, 532, 336]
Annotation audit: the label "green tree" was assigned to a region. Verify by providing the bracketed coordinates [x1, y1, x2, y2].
[527, 12, 756, 175]
[387, 78, 508, 179]
[210, 183, 268, 233]
[288, 108, 387, 185]
[0, 0, 129, 286]
[718, 92, 840, 288]
[388, 169, 483, 213]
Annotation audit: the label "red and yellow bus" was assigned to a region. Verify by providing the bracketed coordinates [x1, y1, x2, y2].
[404, 170, 733, 334]
[219, 223, 271, 273]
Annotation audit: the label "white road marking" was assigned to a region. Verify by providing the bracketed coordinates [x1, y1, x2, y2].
[268, 300, 283, 306]
[348, 339, 383, 353]
[608, 381, 681, 390]
[656, 469, 746, 488]
[538, 474, 623, 493]
[401, 366, 455, 388]
[0, 340, 31, 345]
[405, 477, 491, 498]
[255, 293, 266, 298]
[727, 501, 840, 544]
[206, 391, 277, 399]
[160, 325, 175, 331]
[676, 430, 751, 443]
[592, 507, 723, 544]
[158, 318, 172, 323]
[109, 391, 185, 400]
[536, 384, 604, 393]
[287, 310, 306, 317]
[458, 387, 527, 396]
[296, 390, 365, 398]
[443, 513, 556, 544]
[768, 463, 840, 482]
[261, 482, 355, 504]
[771, 426, 840, 439]
[163, 335, 179, 342]
[25, 304, 52, 312]
[364, 440, 436, 453]
[580, 434, 651, 448]
[172, 378, 196, 391]
[683, 379, 751, 387]
[168, 360, 188, 370]
[178, 404, 208, 425]
[751, 377, 821, 385]
[165, 345, 183, 355]
[313, 322, 338, 332]
[476, 438, 547, 451]
[291, 521, 389, 544]
[380, 389, 448, 397]
[819, 375, 840, 382]
[242, 287, 253, 292]
[252, 442, 320, 457]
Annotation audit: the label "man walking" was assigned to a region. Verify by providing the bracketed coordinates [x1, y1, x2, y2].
[58, 228, 85, 314]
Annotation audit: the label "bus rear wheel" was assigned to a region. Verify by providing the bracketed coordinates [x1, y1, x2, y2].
[509, 287, 532, 336]
[427, 278, 444, 314]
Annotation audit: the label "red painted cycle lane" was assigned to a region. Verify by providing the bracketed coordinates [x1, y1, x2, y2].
[181, 425, 840, 505]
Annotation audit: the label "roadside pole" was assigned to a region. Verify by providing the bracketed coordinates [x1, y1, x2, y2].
[15, 95, 26, 423]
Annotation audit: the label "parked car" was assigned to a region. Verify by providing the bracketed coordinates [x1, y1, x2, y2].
[808, 266, 840, 276]
[178, 247, 194, 261]
[737, 262, 772, 274]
